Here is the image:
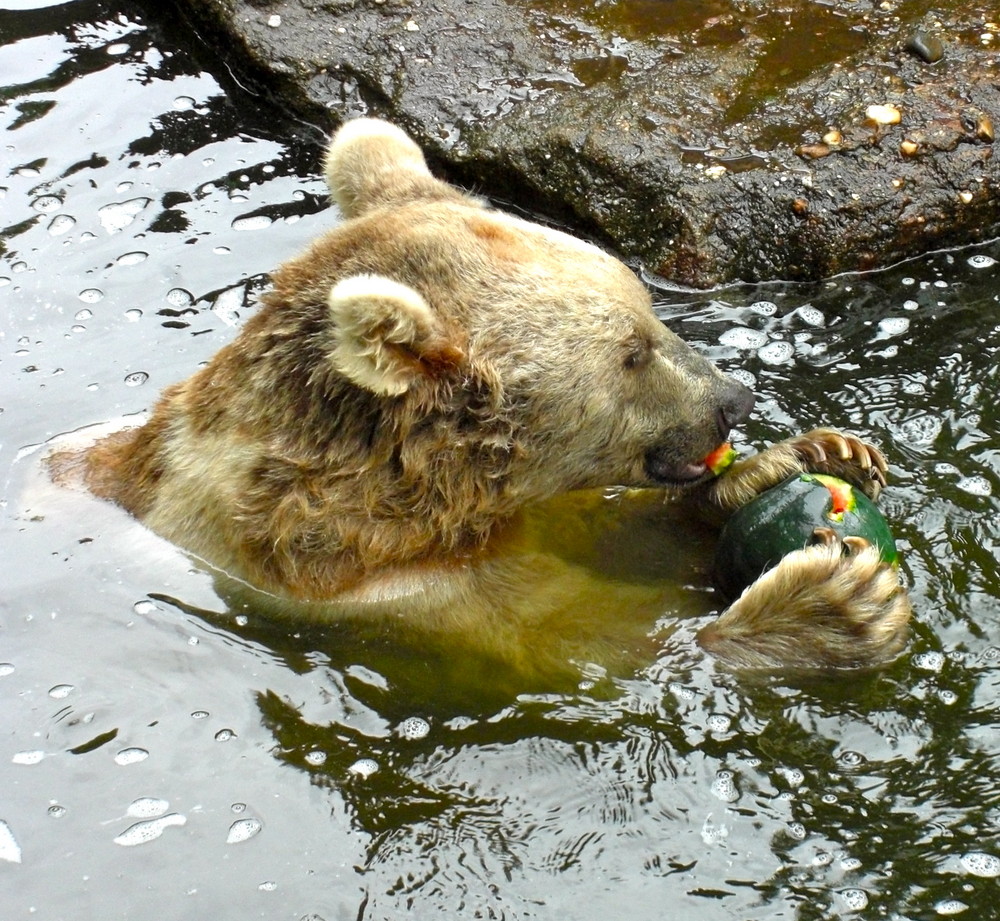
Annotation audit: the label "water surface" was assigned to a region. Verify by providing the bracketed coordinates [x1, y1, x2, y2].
[3, 2, 1000, 919]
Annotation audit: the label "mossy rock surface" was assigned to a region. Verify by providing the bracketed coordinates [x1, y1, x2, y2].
[714, 473, 898, 600]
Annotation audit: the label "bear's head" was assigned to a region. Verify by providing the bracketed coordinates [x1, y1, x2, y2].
[314, 119, 754, 505]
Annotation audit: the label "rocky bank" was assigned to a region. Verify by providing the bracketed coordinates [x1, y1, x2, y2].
[170, 0, 998, 287]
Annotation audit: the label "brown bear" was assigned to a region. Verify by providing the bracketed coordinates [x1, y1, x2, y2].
[70, 118, 909, 675]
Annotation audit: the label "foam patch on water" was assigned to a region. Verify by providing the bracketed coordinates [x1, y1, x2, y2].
[710, 770, 739, 802]
[719, 327, 768, 350]
[757, 340, 794, 365]
[226, 817, 263, 844]
[127, 797, 169, 818]
[706, 714, 731, 733]
[960, 851, 1000, 877]
[794, 305, 826, 326]
[956, 475, 992, 497]
[0, 820, 22, 863]
[397, 717, 430, 740]
[113, 813, 186, 847]
[348, 758, 379, 778]
[114, 747, 149, 765]
[839, 889, 869, 912]
[232, 214, 273, 231]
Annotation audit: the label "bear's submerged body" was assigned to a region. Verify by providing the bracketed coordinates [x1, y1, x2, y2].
[62, 118, 911, 675]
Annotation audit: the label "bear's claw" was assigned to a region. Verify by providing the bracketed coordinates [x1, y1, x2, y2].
[786, 428, 887, 498]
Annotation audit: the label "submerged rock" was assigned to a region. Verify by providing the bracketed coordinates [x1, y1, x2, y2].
[170, 0, 999, 287]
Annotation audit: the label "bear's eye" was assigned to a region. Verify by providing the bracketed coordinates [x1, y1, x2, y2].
[623, 339, 652, 370]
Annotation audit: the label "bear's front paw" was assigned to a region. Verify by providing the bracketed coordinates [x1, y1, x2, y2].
[784, 428, 888, 500]
[697, 531, 910, 670]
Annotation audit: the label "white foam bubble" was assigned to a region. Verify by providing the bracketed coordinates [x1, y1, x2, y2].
[166, 287, 194, 308]
[776, 766, 804, 787]
[124, 371, 149, 387]
[935, 899, 969, 915]
[728, 368, 757, 389]
[226, 817, 263, 844]
[711, 770, 739, 802]
[957, 475, 992, 496]
[961, 852, 1000, 877]
[127, 797, 169, 818]
[48, 684, 74, 699]
[48, 214, 76, 236]
[305, 750, 327, 766]
[113, 813, 186, 847]
[912, 651, 945, 672]
[348, 758, 379, 778]
[756, 339, 795, 365]
[794, 305, 826, 326]
[706, 714, 731, 733]
[668, 682, 696, 701]
[114, 747, 149, 765]
[747, 300, 777, 316]
[32, 194, 62, 213]
[968, 254, 996, 269]
[719, 327, 768, 350]
[232, 214, 273, 231]
[877, 317, 910, 337]
[839, 888, 869, 911]
[897, 415, 942, 446]
[12, 750, 45, 765]
[398, 717, 430, 740]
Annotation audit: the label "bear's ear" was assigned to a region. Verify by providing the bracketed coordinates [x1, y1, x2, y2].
[324, 119, 443, 219]
[328, 274, 465, 396]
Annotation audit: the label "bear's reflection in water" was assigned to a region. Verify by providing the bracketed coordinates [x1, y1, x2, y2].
[167, 488, 717, 709]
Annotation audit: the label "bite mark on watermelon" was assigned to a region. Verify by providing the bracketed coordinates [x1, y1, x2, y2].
[805, 473, 856, 522]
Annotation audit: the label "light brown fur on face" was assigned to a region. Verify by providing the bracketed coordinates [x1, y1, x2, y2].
[66, 118, 910, 675]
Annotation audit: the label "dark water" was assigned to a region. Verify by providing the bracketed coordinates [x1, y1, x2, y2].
[3, 2, 1000, 919]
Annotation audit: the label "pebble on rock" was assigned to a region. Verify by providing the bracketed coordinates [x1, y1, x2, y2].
[797, 143, 831, 160]
[905, 30, 944, 63]
[866, 104, 902, 126]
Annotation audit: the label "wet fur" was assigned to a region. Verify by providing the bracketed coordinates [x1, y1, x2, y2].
[65, 119, 910, 673]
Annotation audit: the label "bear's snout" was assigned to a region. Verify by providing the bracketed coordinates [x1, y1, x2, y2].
[715, 379, 756, 440]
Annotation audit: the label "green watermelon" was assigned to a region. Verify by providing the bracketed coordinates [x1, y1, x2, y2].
[714, 473, 898, 600]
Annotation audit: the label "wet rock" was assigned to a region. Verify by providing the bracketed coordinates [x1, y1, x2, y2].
[168, 0, 1000, 287]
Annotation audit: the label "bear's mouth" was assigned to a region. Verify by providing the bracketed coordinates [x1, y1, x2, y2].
[643, 450, 710, 487]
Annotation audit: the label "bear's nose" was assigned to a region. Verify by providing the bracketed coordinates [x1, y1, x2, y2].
[715, 380, 756, 438]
